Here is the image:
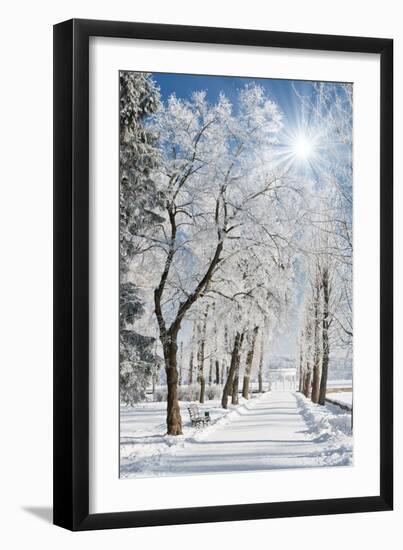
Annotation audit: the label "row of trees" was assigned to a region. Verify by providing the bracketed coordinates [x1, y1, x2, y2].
[165, 317, 266, 405]
[298, 254, 332, 405]
[297, 83, 353, 405]
[119, 72, 353, 434]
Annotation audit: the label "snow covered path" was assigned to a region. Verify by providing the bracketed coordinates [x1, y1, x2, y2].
[121, 391, 352, 477]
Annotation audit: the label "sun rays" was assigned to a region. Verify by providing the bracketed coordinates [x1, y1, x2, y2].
[271, 123, 326, 178]
[292, 132, 315, 160]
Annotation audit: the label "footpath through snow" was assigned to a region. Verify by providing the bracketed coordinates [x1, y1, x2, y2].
[120, 391, 352, 478]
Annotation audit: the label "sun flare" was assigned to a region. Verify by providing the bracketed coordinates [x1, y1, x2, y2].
[292, 133, 314, 160]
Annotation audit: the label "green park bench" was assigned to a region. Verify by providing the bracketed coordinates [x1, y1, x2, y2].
[187, 404, 211, 428]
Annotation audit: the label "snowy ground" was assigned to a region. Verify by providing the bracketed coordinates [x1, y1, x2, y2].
[120, 397, 245, 474]
[120, 391, 352, 478]
[326, 391, 352, 407]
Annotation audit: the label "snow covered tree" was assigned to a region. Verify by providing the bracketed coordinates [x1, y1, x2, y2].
[120, 72, 163, 262]
[197, 304, 210, 403]
[319, 264, 331, 405]
[128, 83, 300, 433]
[258, 335, 265, 393]
[297, 187, 350, 406]
[310, 264, 322, 404]
[242, 325, 259, 399]
[117, 74, 354, 478]
[296, 81, 353, 383]
[222, 330, 244, 409]
[119, 72, 163, 404]
[298, 329, 304, 393]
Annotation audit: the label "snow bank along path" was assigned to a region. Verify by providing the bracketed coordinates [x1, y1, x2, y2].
[121, 391, 352, 477]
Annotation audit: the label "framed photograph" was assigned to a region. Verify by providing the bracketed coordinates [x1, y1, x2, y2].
[53, 19, 393, 531]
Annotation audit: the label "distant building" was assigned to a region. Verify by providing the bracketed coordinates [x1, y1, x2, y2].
[266, 356, 297, 390]
[265, 353, 352, 391]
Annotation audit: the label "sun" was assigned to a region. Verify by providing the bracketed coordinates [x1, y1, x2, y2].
[292, 133, 314, 160]
[274, 125, 321, 174]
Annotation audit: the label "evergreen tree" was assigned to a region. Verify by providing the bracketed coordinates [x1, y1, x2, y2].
[119, 72, 163, 404]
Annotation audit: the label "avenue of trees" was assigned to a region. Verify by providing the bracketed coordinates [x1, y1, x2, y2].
[119, 73, 353, 434]
[297, 83, 353, 406]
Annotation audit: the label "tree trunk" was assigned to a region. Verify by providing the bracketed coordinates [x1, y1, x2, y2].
[232, 332, 244, 404]
[163, 340, 182, 435]
[302, 312, 313, 399]
[303, 365, 311, 398]
[232, 368, 239, 405]
[215, 360, 220, 385]
[178, 341, 183, 386]
[209, 357, 213, 386]
[223, 325, 229, 386]
[153, 196, 224, 435]
[188, 350, 194, 384]
[241, 374, 250, 399]
[227, 379, 233, 397]
[319, 267, 330, 405]
[298, 336, 304, 392]
[222, 332, 244, 408]
[311, 276, 322, 403]
[242, 326, 259, 399]
[188, 320, 197, 384]
[198, 305, 209, 403]
[220, 360, 225, 385]
[258, 373, 263, 393]
[258, 337, 264, 392]
[211, 302, 218, 387]
[199, 376, 206, 404]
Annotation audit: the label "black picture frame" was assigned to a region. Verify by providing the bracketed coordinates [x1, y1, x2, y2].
[53, 18, 393, 531]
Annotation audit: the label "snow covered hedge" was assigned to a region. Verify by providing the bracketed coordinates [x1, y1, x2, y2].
[153, 384, 222, 402]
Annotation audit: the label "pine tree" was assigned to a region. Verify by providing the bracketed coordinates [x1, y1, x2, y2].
[119, 72, 163, 405]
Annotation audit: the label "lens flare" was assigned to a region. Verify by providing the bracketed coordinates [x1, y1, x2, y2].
[293, 134, 314, 160]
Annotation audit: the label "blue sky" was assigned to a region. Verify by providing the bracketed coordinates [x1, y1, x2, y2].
[148, 72, 352, 360]
[151, 72, 352, 203]
[152, 72, 318, 130]
[150, 73, 316, 357]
